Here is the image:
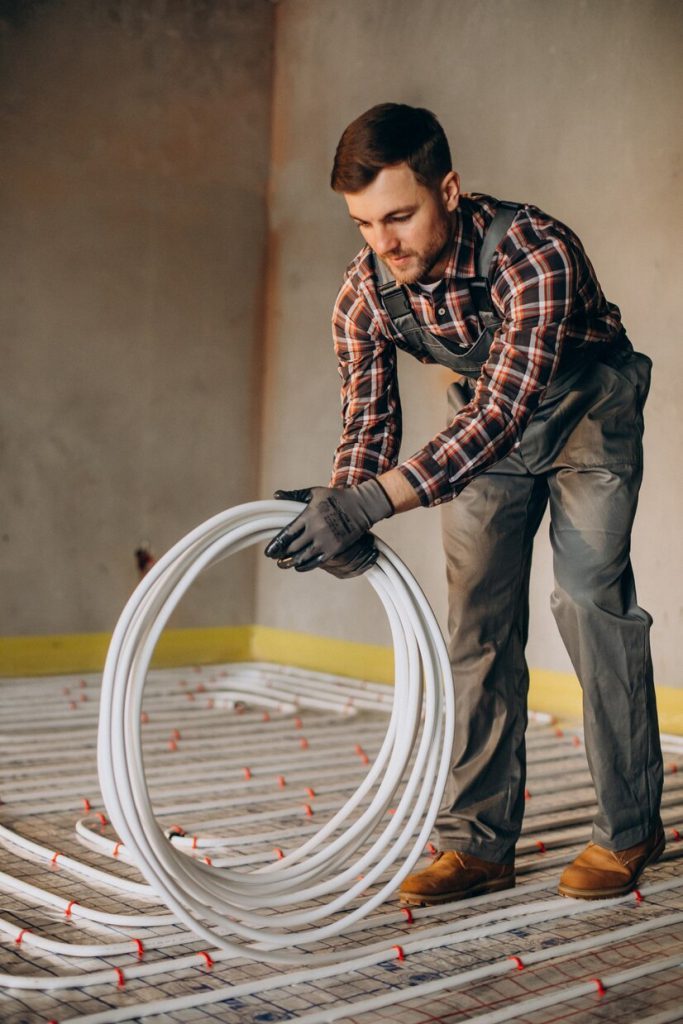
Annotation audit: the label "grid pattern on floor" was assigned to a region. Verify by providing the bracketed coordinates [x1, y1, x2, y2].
[1, 662, 682, 1024]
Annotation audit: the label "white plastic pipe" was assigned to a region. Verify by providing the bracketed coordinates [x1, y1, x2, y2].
[97, 500, 455, 963]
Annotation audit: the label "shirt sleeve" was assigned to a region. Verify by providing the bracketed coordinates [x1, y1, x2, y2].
[329, 276, 403, 487]
[396, 228, 580, 506]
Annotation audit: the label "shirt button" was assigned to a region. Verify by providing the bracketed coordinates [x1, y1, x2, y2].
[433, 498, 442, 506]
[437, 307, 447, 317]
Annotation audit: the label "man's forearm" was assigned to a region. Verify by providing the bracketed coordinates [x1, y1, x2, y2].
[377, 468, 422, 513]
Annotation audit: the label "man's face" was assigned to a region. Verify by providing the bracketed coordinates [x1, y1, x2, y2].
[344, 163, 460, 284]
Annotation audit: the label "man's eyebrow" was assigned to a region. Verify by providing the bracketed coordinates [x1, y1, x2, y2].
[349, 206, 417, 224]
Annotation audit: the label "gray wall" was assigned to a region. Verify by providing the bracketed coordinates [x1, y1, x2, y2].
[256, 0, 683, 687]
[1, 0, 273, 633]
[3, 0, 681, 689]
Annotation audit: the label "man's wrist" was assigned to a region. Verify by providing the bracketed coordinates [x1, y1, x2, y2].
[375, 468, 421, 513]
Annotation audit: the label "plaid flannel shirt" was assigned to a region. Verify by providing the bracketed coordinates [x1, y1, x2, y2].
[330, 194, 624, 507]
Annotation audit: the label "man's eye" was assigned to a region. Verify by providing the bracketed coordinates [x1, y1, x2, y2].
[390, 215, 411, 222]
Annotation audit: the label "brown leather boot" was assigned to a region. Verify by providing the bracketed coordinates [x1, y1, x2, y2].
[399, 850, 515, 906]
[558, 824, 666, 900]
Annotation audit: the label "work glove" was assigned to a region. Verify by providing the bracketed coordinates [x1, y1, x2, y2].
[265, 482, 394, 574]
[278, 530, 380, 579]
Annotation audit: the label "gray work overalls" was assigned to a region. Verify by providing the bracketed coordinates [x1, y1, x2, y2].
[373, 204, 663, 862]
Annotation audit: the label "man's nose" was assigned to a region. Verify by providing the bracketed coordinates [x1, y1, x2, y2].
[374, 225, 398, 255]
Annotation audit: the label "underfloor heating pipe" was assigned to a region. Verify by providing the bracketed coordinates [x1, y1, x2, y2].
[48, 888, 683, 1023]
[3, 878, 683, 994]
[2, 501, 680, 1009]
[97, 500, 456, 963]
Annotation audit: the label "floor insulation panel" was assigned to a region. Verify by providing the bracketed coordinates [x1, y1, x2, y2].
[1, 662, 682, 1024]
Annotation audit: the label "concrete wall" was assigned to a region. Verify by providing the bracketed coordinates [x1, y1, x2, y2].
[3, 0, 681, 689]
[257, 0, 683, 686]
[1, 0, 273, 633]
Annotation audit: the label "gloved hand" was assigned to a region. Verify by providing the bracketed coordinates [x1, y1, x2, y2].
[265, 481, 394, 574]
[276, 530, 380, 578]
[321, 534, 380, 578]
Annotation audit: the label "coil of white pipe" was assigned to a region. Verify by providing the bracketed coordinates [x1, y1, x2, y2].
[97, 500, 455, 963]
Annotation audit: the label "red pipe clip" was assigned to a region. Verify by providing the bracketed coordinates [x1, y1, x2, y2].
[294, 717, 303, 729]
[15, 929, 28, 945]
[401, 908, 414, 924]
[113, 842, 122, 857]
[65, 901, 77, 918]
[277, 775, 286, 788]
[51, 851, 61, 866]
[634, 889, 643, 903]
[392, 944, 405, 961]
[672, 829, 681, 842]
[132, 938, 144, 959]
[82, 798, 91, 813]
[508, 955, 525, 970]
[198, 950, 214, 969]
[274, 847, 285, 859]
[535, 840, 546, 853]
[591, 977, 606, 997]
[114, 967, 125, 989]
[242, 767, 252, 781]
[303, 804, 314, 817]
[299, 738, 309, 750]
[305, 787, 315, 798]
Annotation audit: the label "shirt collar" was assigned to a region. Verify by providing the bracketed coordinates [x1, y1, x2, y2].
[409, 194, 492, 288]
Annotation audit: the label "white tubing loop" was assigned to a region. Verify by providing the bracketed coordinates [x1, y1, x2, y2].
[98, 500, 454, 962]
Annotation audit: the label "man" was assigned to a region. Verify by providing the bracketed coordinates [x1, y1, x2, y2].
[265, 103, 664, 904]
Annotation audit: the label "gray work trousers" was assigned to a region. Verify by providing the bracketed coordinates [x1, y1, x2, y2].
[436, 346, 663, 863]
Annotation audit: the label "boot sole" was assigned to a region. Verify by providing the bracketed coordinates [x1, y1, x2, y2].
[399, 874, 515, 907]
[558, 833, 666, 901]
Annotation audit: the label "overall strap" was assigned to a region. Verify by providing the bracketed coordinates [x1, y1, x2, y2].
[468, 201, 520, 328]
[373, 200, 522, 352]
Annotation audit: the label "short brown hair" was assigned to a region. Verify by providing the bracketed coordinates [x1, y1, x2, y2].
[331, 103, 451, 193]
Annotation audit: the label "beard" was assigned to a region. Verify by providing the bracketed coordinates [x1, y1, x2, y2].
[383, 213, 452, 285]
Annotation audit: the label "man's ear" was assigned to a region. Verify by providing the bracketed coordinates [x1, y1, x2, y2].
[441, 171, 460, 212]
